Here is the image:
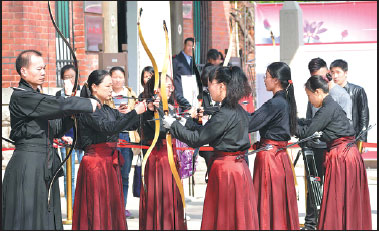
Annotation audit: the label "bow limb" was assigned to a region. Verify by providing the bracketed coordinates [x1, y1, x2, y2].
[191, 38, 203, 123]
[223, 18, 234, 67]
[137, 8, 160, 192]
[161, 21, 186, 211]
[47, 1, 79, 205]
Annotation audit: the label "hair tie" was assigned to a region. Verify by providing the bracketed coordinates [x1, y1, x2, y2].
[288, 80, 293, 85]
[321, 75, 329, 83]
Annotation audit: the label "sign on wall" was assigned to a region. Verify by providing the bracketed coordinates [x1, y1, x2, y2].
[85, 15, 103, 52]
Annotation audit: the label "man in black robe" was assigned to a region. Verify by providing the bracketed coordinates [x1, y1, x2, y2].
[2, 50, 97, 230]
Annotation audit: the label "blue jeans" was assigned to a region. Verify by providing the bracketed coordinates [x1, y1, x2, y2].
[118, 132, 134, 207]
[60, 147, 84, 207]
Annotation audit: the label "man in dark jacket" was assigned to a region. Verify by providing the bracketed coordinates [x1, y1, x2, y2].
[173, 37, 197, 112]
[330, 59, 369, 142]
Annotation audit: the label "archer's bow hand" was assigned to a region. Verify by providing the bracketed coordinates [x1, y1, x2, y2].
[163, 115, 176, 129]
[313, 131, 323, 138]
[151, 96, 160, 111]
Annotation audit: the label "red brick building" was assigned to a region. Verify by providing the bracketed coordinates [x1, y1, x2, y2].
[2, 1, 251, 89]
[2, 1, 98, 89]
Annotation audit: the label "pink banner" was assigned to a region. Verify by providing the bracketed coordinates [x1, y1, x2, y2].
[256, 1, 377, 45]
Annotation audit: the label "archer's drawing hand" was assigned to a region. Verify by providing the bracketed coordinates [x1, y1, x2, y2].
[163, 115, 176, 129]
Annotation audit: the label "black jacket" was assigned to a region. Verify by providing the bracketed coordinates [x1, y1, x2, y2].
[343, 82, 369, 141]
[172, 51, 194, 111]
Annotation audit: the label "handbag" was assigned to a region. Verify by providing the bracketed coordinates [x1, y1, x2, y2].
[132, 151, 142, 197]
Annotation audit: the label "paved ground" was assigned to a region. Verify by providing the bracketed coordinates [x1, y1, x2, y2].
[2, 152, 376, 230]
[55, 154, 377, 230]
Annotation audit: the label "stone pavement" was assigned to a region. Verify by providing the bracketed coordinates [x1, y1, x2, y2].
[2, 152, 376, 230]
[56, 152, 377, 230]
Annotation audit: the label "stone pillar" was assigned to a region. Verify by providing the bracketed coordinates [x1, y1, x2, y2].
[279, 2, 303, 65]
[103, 1, 118, 53]
[170, 1, 184, 56]
[126, 1, 138, 93]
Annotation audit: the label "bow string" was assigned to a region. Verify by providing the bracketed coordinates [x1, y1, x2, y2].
[161, 20, 186, 215]
[137, 8, 161, 192]
[47, 1, 79, 205]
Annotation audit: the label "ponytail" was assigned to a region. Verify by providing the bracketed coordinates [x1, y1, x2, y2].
[80, 82, 91, 98]
[267, 62, 297, 135]
[285, 82, 297, 136]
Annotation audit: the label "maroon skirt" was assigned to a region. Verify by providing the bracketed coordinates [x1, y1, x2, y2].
[253, 139, 299, 230]
[72, 142, 127, 230]
[200, 150, 259, 230]
[139, 139, 187, 230]
[318, 136, 372, 230]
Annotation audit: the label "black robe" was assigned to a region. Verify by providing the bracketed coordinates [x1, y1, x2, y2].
[170, 103, 250, 151]
[297, 95, 355, 142]
[76, 96, 142, 150]
[2, 78, 93, 230]
[248, 90, 291, 141]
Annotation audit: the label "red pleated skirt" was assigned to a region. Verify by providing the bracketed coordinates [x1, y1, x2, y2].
[253, 139, 299, 230]
[200, 150, 259, 230]
[318, 136, 372, 230]
[139, 139, 187, 230]
[72, 142, 127, 230]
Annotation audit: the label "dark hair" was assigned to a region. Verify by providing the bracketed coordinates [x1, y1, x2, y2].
[308, 57, 327, 74]
[305, 75, 329, 94]
[201, 63, 217, 87]
[80, 70, 110, 98]
[60, 64, 76, 80]
[206, 49, 220, 62]
[140, 66, 154, 87]
[15, 50, 43, 75]
[143, 72, 173, 99]
[109, 66, 125, 76]
[267, 62, 297, 135]
[209, 66, 252, 108]
[219, 51, 224, 61]
[184, 37, 194, 45]
[330, 59, 348, 72]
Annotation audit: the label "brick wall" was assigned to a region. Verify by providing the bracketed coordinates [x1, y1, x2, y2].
[1, 1, 98, 88]
[209, 1, 231, 57]
[181, 1, 231, 58]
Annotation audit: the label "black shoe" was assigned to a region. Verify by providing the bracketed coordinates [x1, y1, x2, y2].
[301, 226, 316, 230]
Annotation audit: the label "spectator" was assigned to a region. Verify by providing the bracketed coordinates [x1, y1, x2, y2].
[206, 49, 222, 65]
[330, 59, 369, 142]
[109, 66, 138, 219]
[55, 64, 85, 208]
[172, 37, 198, 112]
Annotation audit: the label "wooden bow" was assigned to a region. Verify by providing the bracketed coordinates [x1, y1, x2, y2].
[137, 8, 161, 192]
[223, 18, 234, 67]
[161, 20, 186, 215]
[47, 1, 79, 205]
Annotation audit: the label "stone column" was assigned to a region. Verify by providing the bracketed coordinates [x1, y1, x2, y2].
[279, 1, 303, 65]
[103, 1, 118, 53]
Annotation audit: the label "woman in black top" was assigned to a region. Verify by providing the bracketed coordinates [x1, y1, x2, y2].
[248, 62, 299, 230]
[72, 70, 152, 230]
[297, 75, 371, 230]
[164, 66, 259, 230]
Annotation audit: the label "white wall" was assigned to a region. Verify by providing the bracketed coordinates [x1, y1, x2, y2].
[255, 43, 377, 143]
[136, 1, 172, 95]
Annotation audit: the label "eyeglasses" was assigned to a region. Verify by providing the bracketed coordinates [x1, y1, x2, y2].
[166, 85, 174, 91]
